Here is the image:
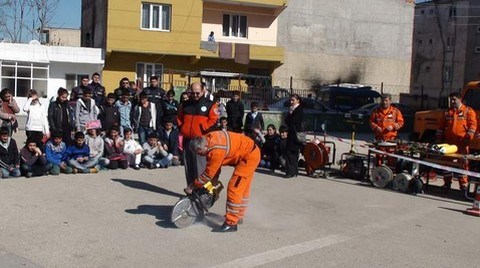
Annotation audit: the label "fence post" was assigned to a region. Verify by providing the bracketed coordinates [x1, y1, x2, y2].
[290, 76, 293, 94]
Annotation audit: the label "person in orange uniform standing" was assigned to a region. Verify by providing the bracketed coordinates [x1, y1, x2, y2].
[177, 82, 218, 186]
[185, 129, 261, 233]
[370, 94, 404, 141]
[436, 92, 477, 190]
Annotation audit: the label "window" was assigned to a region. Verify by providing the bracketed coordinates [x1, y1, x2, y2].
[429, 39, 433, 44]
[449, 7, 456, 18]
[418, 39, 423, 44]
[136, 63, 163, 88]
[475, 47, 480, 53]
[420, 10, 425, 15]
[425, 66, 431, 72]
[476, 26, 480, 33]
[0, 61, 49, 97]
[66, 74, 89, 92]
[446, 36, 455, 51]
[141, 3, 171, 31]
[222, 14, 247, 38]
[444, 66, 452, 82]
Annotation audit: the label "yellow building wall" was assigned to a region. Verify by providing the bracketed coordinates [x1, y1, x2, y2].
[106, 0, 202, 56]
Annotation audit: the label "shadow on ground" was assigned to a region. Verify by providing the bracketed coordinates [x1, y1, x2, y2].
[111, 178, 184, 198]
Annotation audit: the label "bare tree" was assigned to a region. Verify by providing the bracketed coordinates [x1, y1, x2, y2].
[0, 0, 59, 43]
[30, 0, 59, 44]
[0, 0, 33, 42]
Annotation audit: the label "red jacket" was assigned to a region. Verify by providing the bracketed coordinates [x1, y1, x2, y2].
[177, 97, 218, 139]
[437, 104, 477, 144]
[370, 105, 404, 141]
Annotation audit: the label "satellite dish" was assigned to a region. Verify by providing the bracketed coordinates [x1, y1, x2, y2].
[1, 38, 12, 43]
[29, 40, 41, 45]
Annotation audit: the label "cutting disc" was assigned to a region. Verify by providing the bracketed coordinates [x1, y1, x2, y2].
[171, 197, 199, 229]
[370, 165, 393, 188]
[393, 172, 412, 192]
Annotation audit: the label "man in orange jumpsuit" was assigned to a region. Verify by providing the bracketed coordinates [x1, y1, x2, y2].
[436, 92, 477, 190]
[370, 94, 404, 141]
[185, 129, 261, 232]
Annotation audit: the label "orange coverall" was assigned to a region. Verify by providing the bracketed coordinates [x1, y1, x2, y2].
[436, 104, 477, 187]
[370, 105, 404, 141]
[193, 130, 261, 225]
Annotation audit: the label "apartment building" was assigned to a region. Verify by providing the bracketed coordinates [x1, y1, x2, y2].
[81, 0, 287, 92]
[411, 0, 480, 108]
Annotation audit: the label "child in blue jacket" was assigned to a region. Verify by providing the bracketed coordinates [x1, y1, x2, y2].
[65, 132, 99, 173]
[45, 131, 73, 175]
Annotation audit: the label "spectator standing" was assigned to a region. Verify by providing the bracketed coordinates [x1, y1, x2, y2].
[123, 128, 143, 170]
[23, 89, 50, 149]
[284, 94, 304, 178]
[0, 88, 20, 136]
[114, 77, 130, 101]
[0, 127, 20, 178]
[115, 89, 133, 136]
[159, 89, 179, 128]
[177, 82, 218, 186]
[98, 93, 120, 133]
[104, 127, 128, 170]
[226, 91, 244, 133]
[75, 88, 99, 132]
[142, 76, 165, 105]
[133, 92, 157, 146]
[89, 72, 106, 106]
[45, 132, 72, 175]
[244, 102, 264, 139]
[48, 87, 74, 145]
[20, 137, 52, 178]
[70, 75, 89, 102]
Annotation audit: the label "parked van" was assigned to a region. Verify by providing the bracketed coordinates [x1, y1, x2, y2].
[314, 84, 381, 113]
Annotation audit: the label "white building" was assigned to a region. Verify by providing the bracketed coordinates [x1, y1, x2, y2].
[0, 41, 104, 114]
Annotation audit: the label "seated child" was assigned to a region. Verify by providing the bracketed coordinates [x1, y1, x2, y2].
[0, 127, 21, 178]
[20, 137, 52, 177]
[142, 132, 173, 169]
[85, 128, 110, 169]
[65, 131, 100, 173]
[159, 120, 181, 166]
[104, 127, 128, 169]
[123, 128, 143, 170]
[45, 131, 72, 175]
[260, 124, 281, 171]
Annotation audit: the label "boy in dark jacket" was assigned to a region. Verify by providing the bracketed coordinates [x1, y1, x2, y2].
[159, 120, 181, 166]
[98, 93, 120, 134]
[45, 131, 72, 175]
[244, 102, 264, 139]
[20, 137, 52, 177]
[48, 87, 74, 145]
[65, 132, 99, 173]
[0, 127, 20, 178]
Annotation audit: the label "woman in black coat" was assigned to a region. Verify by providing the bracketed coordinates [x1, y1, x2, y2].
[284, 94, 304, 178]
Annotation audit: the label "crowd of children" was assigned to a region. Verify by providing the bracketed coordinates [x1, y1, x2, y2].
[0, 73, 295, 179]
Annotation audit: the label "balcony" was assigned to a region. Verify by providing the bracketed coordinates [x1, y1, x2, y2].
[203, 0, 287, 15]
[199, 41, 284, 63]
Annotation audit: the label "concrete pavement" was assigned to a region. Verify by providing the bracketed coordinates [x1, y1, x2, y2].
[0, 131, 479, 267]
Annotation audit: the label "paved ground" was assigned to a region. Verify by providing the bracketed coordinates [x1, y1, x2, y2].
[1, 131, 479, 267]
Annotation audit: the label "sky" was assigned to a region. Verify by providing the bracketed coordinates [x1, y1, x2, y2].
[50, 0, 81, 29]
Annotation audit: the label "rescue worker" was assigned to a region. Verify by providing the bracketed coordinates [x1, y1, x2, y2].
[177, 82, 218, 186]
[436, 92, 477, 190]
[185, 129, 261, 232]
[370, 94, 404, 141]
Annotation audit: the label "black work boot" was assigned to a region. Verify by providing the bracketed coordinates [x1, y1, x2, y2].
[212, 222, 237, 233]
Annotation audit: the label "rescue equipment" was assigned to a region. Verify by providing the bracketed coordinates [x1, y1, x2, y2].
[370, 165, 394, 188]
[171, 181, 224, 229]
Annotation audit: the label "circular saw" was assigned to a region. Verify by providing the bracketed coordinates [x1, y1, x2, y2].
[171, 181, 223, 229]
